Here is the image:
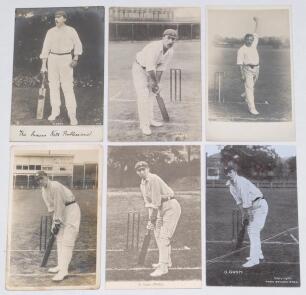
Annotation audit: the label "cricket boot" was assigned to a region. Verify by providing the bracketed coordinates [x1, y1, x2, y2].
[150, 120, 163, 127]
[69, 114, 78, 126]
[141, 126, 152, 136]
[242, 259, 259, 268]
[150, 263, 168, 277]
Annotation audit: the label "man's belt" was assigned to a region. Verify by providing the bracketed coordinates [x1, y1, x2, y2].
[65, 200, 76, 206]
[161, 196, 175, 204]
[245, 64, 259, 69]
[135, 60, 146, 70]
[253, 196, 264, 203]
[50, 51, 72, 55]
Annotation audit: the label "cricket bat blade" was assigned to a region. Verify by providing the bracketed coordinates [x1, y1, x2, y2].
[156, 93, 170, 122]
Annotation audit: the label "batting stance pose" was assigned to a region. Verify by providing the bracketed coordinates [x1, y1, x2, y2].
[237, 17, 260, 115]
[40, 10, 83, 125]
[225, 167, 268, 268]
[135, 161, 181, 277]
[35, 171, 81, 281]
[132, 29, 177, 136]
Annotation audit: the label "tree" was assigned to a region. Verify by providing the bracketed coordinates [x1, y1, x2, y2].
[220, 145, 281, 179]
[108, 146, 195, 187]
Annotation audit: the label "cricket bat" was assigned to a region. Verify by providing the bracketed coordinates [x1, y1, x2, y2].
[156, 93, 170, 122]
[235, 219, 249, 249]
[137, 229, 152, 265]
[40, 233, 55, 267]
[36, 72, 47, 120]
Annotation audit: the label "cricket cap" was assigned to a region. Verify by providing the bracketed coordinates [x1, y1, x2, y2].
[35, 170, 48, 180]
[135, 161, 149, 171]
[163, 29, 178, 39]
[55, 10, 67, 19]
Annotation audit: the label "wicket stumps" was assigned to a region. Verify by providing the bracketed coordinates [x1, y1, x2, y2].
[170, 68, 182, 102]
[214, 71, 225, 103]
[231, 209, 241, 245]
[126, 211, 140, 251]
[39, 215, 52, 251]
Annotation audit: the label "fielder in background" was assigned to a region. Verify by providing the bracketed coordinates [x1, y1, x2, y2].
[132, 29, 177, 136]
[225, 166, 268, 268]
[35, 171, 81, 281]
[40, 10, 83, 125]
[135, 161, 181, 277]
[237, 17, 260, 115]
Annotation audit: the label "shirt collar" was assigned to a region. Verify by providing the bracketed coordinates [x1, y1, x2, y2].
[141, 172, 152, 184]
[159, 40, 172, 56]
[226, 174, 238, 186]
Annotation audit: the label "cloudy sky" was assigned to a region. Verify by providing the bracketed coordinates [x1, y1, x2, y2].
[208, 9, 290, 39]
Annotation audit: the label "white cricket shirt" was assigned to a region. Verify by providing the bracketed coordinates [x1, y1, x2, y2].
[237, 34, 259, 65]
[136, 40, 173, 72]
[226, 174, 263, 208]
[40, 25, 83, 58]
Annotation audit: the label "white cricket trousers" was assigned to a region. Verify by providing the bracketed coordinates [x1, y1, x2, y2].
[154, 199, 181, 265]
[56, 202, 81, 273]
[247, 198, 268, 261]
[242, 65, 259, 112]
[47, 54, 77, 118]
[132, 62, 155, 129]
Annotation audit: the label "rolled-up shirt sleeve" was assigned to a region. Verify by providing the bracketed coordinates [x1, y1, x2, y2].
[229, 185, 241, 205]
[237, 47, 244, 65]
[140, 183, 151, 207]
[72, 28, 83, 55]
[53, 187, 66, 222]
[237, 180, 253, 208]
[40, 30, 51, 59]
[252, 33, 259, 48]
[150, 176, 162, 208]
[145, 48, 159, 72]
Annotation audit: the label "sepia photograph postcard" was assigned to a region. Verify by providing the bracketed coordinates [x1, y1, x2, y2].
[206, 7, 295, 141]
[10, 6, 105, 141]
[6, 145, 102, 290]
[108, 7, 202, 142]
[105, 145, 202, 288]
[206, 144, 300, 286]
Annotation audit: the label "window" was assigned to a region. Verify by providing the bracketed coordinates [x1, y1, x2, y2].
[16, 165, 22, 170]
[29, 165, 35, 170]
[36, 165, 41, 170]
[42, 166, 52, 171]
[208, 168, 219, 177]
[22, 165, 29, 170]
[60, 167, 66, 171]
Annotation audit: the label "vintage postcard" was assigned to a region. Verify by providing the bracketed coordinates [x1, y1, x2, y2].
[108, 7, 202, 142]
[10, 7, 104, 141]
[6, 145, 102, 290]
[206, 144, 300, 286]
[206, 7, 295, 141]
[105, 145, 202, 288]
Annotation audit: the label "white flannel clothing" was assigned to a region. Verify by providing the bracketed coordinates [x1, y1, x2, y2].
[136, 40, 173, 71]
[237, 34, 259, 65]
[140, 173, 180, 265]
[42, 181, 80, 231]
[226, 175, 263, 208]
[133, 40, 174, 129]
[227, 175, 268, 261]
[40, 25, 82, 117]
[40, 25, 82, 58]
[140, 173, 174, 208]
